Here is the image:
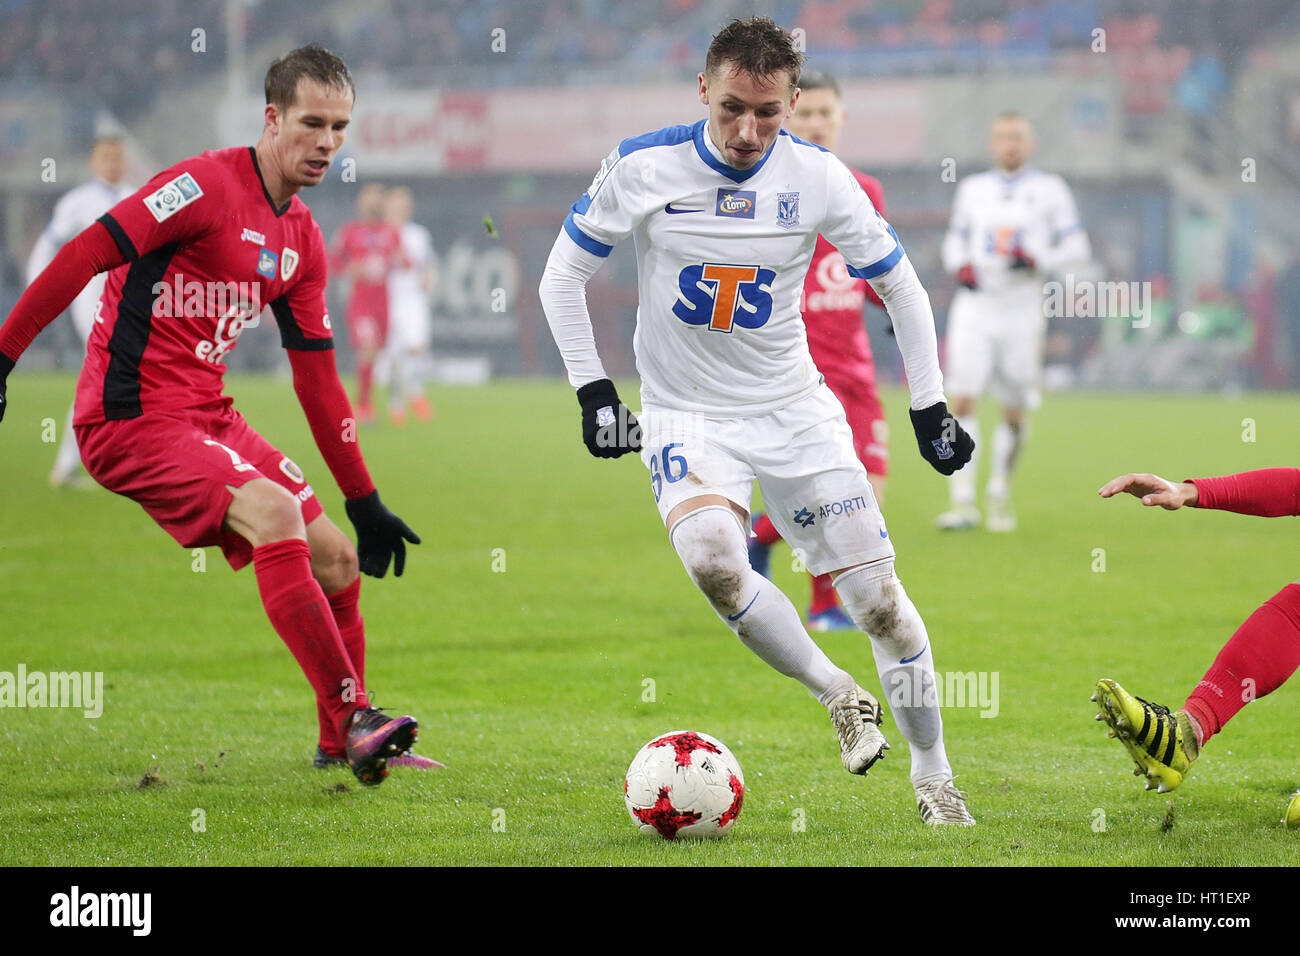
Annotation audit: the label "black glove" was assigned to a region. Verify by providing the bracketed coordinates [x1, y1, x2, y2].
[577, 378, 641, 459]
[909, 401, 974, 476]
[345, 490, 421, 578]
[0, 352, 14, 424]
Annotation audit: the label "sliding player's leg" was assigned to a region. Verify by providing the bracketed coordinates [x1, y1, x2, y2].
[1094, 581, 1300, 793]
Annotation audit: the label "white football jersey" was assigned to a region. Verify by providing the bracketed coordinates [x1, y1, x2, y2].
[564, 120, 905, 415]
[27, 177, 134, 339]
[940, 167, 1087, 296]
[388, 221, 435, 312]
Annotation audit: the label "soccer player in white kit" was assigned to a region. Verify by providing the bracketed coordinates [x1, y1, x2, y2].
[25, 136, 133, 486]
[381, 186, 436, 425]
[936, 112, 1091, 532]
[539, 17, 978, 825]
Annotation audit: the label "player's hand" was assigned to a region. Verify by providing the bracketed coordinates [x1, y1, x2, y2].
[345, 490, 421, 578]
[0, 352, 14, 424]
[1009, 246, 1036, 271]
[909, 401, 974, 476]
[956, 264, 978, 290]
[1097, 473, 1198, 510]
[577, 378, 641, 459]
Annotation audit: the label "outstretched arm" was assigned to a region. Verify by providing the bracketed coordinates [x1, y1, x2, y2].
[1099, 468, 1300, 516]
[1098, 473, 1198, 510]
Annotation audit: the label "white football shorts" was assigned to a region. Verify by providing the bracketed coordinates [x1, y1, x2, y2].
[944, 287, 1045, 410]
[638, 384, 894, 576]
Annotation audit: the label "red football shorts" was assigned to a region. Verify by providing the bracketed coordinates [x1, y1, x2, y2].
[75, 402, 323, 570]
[346, 292, 389, 352]
[824, 373, 889, 477]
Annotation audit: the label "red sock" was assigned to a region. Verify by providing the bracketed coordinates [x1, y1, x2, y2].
[753, 513, 782, 546]
[1183, 583, 1300, 746]
[357, 361, 373, 407]
[318, 577, 366, 755]
[809, 573, 838, 615]
[253, 540, 365, 750]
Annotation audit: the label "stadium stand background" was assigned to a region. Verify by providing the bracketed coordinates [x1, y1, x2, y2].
[3, 0, 1300, 388]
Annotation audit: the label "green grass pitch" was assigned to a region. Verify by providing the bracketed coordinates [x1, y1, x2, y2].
[0, 371, 1296, 865]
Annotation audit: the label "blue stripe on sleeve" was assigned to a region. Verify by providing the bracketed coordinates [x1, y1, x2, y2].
[563, 212, 612, 258]
[847, 222, 905, 280]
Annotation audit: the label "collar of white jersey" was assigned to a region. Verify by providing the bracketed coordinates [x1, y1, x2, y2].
[996, 165, 1036, 185]
[692, 119, 780, 184]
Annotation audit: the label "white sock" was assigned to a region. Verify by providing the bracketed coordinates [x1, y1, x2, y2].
[836, 562, 953, 785]
[871, 640, 952, 784]
[949, 415, 979, 507]
[987, 420, 1025, 501]
[670, 506, 854, 704]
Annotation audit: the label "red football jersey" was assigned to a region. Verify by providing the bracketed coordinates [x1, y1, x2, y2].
[330, 220, 405, 318]
[76, 146, 332, 425]
[801, 167, 887, 388]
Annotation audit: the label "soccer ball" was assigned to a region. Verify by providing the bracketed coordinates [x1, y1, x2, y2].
[623, 730, 745, 839]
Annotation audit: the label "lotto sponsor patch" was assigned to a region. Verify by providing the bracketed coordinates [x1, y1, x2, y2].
[143, 172, 204, 223]
[715, 189, 756, 219]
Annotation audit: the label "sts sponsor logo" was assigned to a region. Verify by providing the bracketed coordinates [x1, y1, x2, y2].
[673, 262, 776, 332]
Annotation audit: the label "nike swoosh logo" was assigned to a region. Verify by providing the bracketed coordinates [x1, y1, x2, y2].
[727, 591, 760, 621]
[900, 642, 929, 665]
[664, 202, 704, 215]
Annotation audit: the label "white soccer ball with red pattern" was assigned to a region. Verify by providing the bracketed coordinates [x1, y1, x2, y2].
[623, 730, 745, 839]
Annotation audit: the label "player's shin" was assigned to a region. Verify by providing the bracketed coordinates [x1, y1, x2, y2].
[987, 419, 1026, 501]
[254, 540, 366, 742]
[315, 576, 366, 754]
[1183, 582, 1300, 746]
[670, 506, 853, 701]
[836, 562, 953, 784]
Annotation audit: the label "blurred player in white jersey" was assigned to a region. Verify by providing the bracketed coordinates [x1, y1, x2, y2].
[937, 112, 1091, 531]
[382, 186, 436, 425]
[540, 17, 977, 825]
[25, 136, 133, 486]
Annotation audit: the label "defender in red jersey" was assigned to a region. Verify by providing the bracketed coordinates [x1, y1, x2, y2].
[748, 70, 891, 632]
[1092, 468, 1300, 823]
[0, 45, 437, 786]
[331, 184, 407, 422]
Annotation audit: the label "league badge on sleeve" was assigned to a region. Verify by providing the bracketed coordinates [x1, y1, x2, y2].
[143, 172, 204, 223]
[777, 192, 800, 229]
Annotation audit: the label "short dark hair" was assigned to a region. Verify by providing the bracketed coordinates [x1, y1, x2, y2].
[705, 17, 803, 91]
[796, 69, 841, 97]
[265, 43, 355, 111]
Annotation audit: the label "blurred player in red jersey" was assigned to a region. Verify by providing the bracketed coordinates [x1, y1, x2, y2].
[331, 183, 407, 423]
[748, 70, 891, 632]
[0, 45, 439, 785]
[1091, 468, 1300, 824]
